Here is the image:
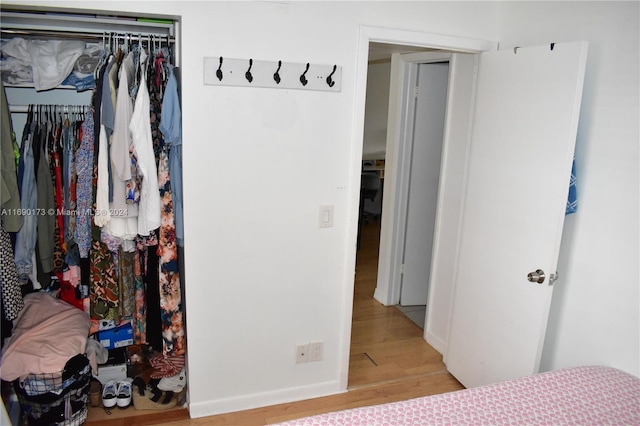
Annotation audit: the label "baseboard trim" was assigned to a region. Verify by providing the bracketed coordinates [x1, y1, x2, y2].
[425, 330, 445, 355]
[188, 380, 344, 419]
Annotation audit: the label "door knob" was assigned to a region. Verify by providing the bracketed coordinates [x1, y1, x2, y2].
[527, 269, 545, 284]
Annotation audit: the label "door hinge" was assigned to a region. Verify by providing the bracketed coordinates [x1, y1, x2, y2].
[549, 271, 559, 286]
[400, 263, 405, 274]
[414, 86, 419, 98]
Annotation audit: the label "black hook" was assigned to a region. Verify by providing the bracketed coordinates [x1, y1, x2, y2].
[273, 60, 282, 84]
[245, 59, 254, 83]
[550, 43, 555, 51]
[326, 64, 337, 88]
[216, 56, 223, 81]
[300, 63, 310, 86]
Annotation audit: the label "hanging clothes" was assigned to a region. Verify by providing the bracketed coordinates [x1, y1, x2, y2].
[62, 112, 80, 267]
[0, 224, 24, 321]
[74, 109, 94, 258]
[51, 132, 66, 274]
[118, 247, 136, 320]
[35, 113, 56, 276]
[143, 49, 166, 352]
[144, 48, 184, 357]
[0, 83, 22, 233]
[103, 51, 138, 243]
[95, 55, 115, 228]
[132, 250, 146, 344]
[13, 109, 37, 283]
[157, 147, 184, 356]
[159, 69, 182, 247]
[2, 32, 185, 361]
[130, 50, 161, 236]
[89, 239, 119, 321]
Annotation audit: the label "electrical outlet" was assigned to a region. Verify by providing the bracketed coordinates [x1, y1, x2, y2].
[309, 341, 324, 362]
[296, 344, 309, 364]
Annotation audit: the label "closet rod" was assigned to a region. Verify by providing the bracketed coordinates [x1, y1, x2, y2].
[8, 105, 88, 113]
[8, 105, 31, 114]
[1, 29, 175, 43]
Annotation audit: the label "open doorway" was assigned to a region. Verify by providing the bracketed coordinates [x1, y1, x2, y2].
[348, 44, 451, 390]
[361, 48, 451, 329]
[346, 29, 496, 390]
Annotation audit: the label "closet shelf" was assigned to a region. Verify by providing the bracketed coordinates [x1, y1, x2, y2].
[3, 83, 78, 90]
[0, 11, 174, 40]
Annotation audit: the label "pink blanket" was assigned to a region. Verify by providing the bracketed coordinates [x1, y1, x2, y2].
[1, 292, 90, 381]
[274, 366, 640, 425]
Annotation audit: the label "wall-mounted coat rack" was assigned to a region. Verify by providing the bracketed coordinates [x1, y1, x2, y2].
[204, 57, 341, 92]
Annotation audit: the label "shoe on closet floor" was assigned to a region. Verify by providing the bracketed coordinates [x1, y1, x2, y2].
[89, 379, 102, 407]
[102, 380, 118, 408]
[116, 379, 133, 408]
[131, 377, 177, 411]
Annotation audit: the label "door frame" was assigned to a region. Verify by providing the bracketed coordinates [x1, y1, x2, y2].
[381, 50, 483, 353]
[383, 52, 452, 309]
[339, 26, 497, 390]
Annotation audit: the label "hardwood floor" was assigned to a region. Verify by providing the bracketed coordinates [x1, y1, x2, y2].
[349, 219, 451, 390]
[85, 219, 463, 425]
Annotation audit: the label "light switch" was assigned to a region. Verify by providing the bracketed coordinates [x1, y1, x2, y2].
[319, 205, 333, 228]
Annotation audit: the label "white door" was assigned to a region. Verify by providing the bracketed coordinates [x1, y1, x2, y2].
[400, 62, 450, 306]
[444, 42, 588, 388]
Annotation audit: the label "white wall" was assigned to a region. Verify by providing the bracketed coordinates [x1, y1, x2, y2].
[175, 3, 500, 416]
[4, 0, 637, 419]
[496, 1, 639, 378]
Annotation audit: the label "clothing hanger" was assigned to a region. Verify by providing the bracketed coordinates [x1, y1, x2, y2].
[26, 104, 33, 128]
[139, 36, 148, 78]
[56, 106, 64, 149]
[63, 105, 70, 128]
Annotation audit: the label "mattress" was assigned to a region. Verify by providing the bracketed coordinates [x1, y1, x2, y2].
[274, 366, 640, 425]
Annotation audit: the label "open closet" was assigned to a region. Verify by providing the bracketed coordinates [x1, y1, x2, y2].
[0, 6, 187, 424]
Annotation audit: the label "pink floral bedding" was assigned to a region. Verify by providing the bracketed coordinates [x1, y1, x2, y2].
[0, 292, 91, 381]
[274, 366, 640, 425]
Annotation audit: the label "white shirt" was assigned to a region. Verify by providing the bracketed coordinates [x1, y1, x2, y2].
[129, 51, 161, 236]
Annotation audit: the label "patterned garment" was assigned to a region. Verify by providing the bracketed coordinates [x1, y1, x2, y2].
[118, 247, 136, 320]
[157, 150, 184, 356]
[133, 250, 146, 344]
[149, 51, 184, 357]
[125, 150, 141, 205]
[135, 231, 159, 276]
[89, 240, 118, 321]
[148, 352, 185, 379]
[62, 120, 79, 266]
[148, 51, 165, 163]
[52, 149, 65, 273]
[0, 224, 24, 320]
[65, 123, 80, 266]
[74, 110, 95, 258]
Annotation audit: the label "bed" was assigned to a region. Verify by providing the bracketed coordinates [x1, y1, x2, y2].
[274, 366, 640, 425]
